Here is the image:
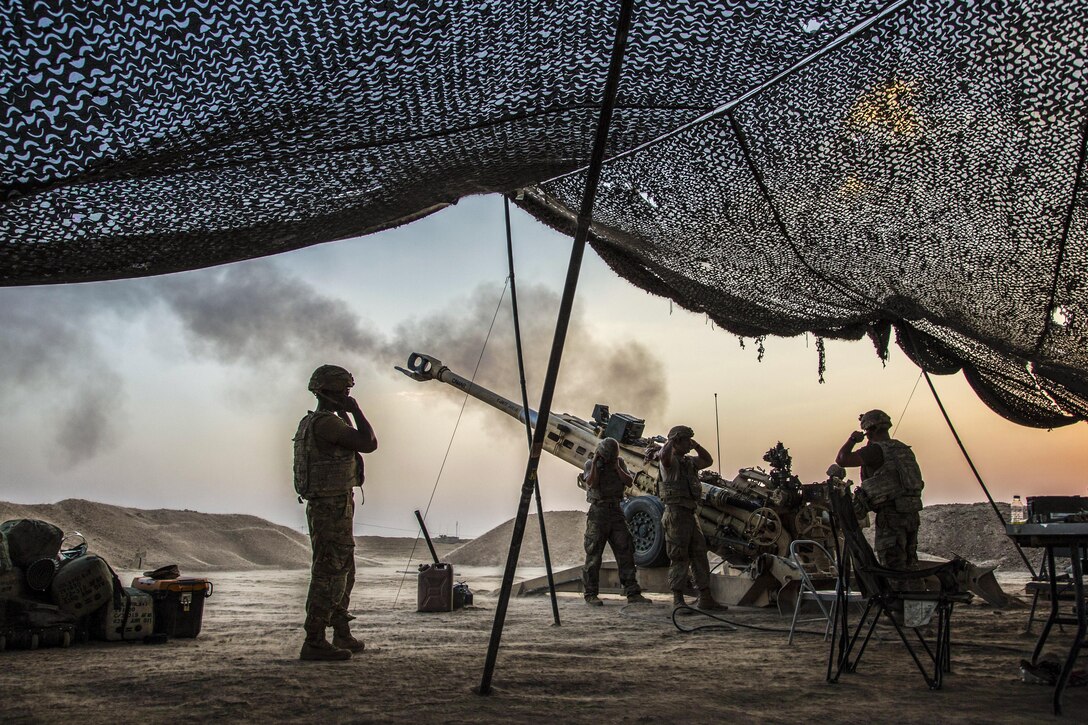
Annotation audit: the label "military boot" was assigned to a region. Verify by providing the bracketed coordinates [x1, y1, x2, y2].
[332, 623, 366, 653]
[696, 589, 727, 611]
[585, 595, 604, 606]
[672, 590, 697, 616]
[300, 634, 352, 661]
[626, 593, 652, 605]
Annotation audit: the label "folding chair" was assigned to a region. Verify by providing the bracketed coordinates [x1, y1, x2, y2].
[1025, 547, 1079, 634]
[786, 538, 863, 645]
[825, 487, 973, 690]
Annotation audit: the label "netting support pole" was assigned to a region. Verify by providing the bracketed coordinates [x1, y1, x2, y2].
[476, 0, 635, 695]
[903, 328, 1037, 577]
[504, 194, 561, 626]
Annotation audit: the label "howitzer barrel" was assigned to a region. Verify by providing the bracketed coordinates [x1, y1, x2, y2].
[398, 352, 662, 492]
[398, 353, 537, 428]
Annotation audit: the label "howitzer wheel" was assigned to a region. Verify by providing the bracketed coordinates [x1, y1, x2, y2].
[793, 504, 833, 543]
[623, 496, 669, 568]
[744, 507, 783, 548]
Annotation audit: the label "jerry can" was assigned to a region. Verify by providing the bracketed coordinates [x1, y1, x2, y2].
[417, 563, 453, 612]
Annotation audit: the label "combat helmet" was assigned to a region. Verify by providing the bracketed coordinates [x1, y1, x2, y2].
[858, 409, 892, 432]
[667, 425, 694, 441]
[595, 437, 620, 462]
[308, 364, 354, 393]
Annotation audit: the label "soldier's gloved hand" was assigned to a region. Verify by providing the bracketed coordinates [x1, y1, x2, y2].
[848, 430, 866, 444]
[852, 488, 872, 516]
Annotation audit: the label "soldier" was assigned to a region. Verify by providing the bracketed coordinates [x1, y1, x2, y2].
[293, 364, 378, 661]
[835, 409, 924, 570]
[579, 438, 652, 606]
[658, 425, 725, 611]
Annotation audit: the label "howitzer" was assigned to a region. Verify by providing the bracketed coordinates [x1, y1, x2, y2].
[398, 352, 839, 605]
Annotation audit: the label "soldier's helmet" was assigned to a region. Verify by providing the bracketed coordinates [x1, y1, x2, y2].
[667, 425, 694, 441]
[858, 409, 892, 432]
[596, 437, 620, 462]
[308, 364, 355, 393]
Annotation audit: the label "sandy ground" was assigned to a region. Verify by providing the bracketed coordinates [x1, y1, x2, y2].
[2, 539, 1085, 724]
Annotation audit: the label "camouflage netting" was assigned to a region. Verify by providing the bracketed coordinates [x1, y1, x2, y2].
[1, 1, 1086, 427]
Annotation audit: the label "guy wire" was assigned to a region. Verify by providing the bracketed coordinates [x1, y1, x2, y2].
[393, 280, 511, 607]
[892, 371, 923, 438]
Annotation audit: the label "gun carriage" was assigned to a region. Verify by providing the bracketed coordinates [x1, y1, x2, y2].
[398, 352, 840, 606]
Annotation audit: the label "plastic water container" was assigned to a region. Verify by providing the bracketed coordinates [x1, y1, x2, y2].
[1010, 495, 1026, 525]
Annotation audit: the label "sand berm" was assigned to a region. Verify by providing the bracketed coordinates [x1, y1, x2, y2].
[0, 498, 1029, 572]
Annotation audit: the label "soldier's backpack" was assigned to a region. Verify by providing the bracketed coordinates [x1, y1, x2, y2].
[0, 519, 63, 568]
[51, 554, 116, 617]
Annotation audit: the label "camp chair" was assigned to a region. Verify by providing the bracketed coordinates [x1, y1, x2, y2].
[786, 539, 863, 645]
[825, 487, 973, 690]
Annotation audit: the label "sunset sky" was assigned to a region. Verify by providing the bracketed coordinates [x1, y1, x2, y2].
[2, 194, 1085, 539]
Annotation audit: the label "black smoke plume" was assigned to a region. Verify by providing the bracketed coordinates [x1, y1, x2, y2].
[0, 261, 666, 466]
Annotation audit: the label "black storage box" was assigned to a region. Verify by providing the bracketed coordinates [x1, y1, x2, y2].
[131, 576, 213, 638]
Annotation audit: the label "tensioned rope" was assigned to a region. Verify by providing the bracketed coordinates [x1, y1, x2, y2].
[897, 326, 1036, 575]
[918, 367, 1037, 577]
[727, 111, 877, 315]
[393, 280, 511, 608]
[1034, 119, 1088, 356]
[541, 0, 914, 187]
[892, 371, 924, 438]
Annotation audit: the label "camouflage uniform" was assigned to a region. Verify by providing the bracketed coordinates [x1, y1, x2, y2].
[305, 491, 357, 634]
[581, 458, 641, 599]
[659, 455, 710, 593]
[855, 439, 924, 570]
[294, 410, 362, 639]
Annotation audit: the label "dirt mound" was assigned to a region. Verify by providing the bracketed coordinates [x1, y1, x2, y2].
[447, 511, 589, 567]
[0, 499, 313, 571]
[919, 502, 1028, 572]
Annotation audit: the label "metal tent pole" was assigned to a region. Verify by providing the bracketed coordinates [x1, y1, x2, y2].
[918, 366, 1037, 577]
[902, 325, 1037, 577]
[504, 194, 561, 626]
[714, 392, 722, 475]
[476, 0, 635, 695]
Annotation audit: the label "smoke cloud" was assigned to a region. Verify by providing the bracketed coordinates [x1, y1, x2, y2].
[153, 263, 382, 365]
[0, 262, 666, 466]
[386, 283, 668, 423]
[0, 286, 130, 469]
